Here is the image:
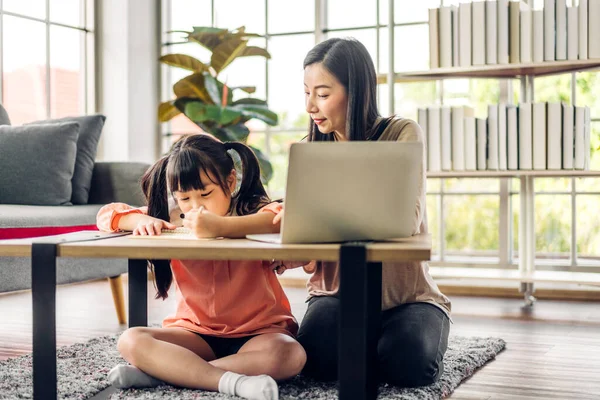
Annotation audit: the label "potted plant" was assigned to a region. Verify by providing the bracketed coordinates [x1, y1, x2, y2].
[159, 26, 277, 182]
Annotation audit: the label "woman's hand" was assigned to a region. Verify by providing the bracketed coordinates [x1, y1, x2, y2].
[182, 206, 225, 238]
[269, 260, 314, 275]
[132, 216, 176, 236]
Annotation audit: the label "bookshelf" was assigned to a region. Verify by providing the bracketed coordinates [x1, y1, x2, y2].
[387, 59, 600, 306]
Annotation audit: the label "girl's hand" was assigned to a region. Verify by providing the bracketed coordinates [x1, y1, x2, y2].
[182, 206, 225, 238]
[273, 210, 284, 225]
[269, 260, 313, 275]
[133, 216, 176, 236]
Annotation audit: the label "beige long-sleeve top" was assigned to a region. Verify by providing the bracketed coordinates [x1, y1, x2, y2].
[303, 117, 451, 316]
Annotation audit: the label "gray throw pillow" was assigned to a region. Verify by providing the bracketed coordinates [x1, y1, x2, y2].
[0, 122, 80, 205]
[27, 114, 106, 204]
[0, 104, 10, 125]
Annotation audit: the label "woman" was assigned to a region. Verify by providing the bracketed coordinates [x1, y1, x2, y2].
[275, 37, 451, 388]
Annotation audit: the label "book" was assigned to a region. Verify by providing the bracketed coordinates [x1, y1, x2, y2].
[464, 115, 477, 170]
[441, 106, 452, 171]
[520, 7, 532, 63]
[562, 103, 574, 169]
[498, 0, 509, 64]
[427, 107, 442, 172]
[451, 106, 466, 171]
[477, 118, 488, 170]
[498, 103, 507, 170]
[579, 0, 588, 59]
[519, 103, 533, 170]
[589, 0, 600, 59]
[472, 1, 486, 65]
[546, 102, 562, 170]
[555, 0, 567, 60]
[507, 105, 519, 170]
[429, 8, 440, 69]
[533, 10, 544, 63]
[487, 104, 499, 170]
[544, 0, 556, 61]
[510, 0, 521, 64]
[574, 106, 585, 170]
[533, 102, 547, 170]
[440, 6, 453, 68]
[459, 2, 472, 67]
[585, 106, 591, 170]
[452, 5, 460, 67]
[486, 0, 498, 64]
[567, 6, 579, 61]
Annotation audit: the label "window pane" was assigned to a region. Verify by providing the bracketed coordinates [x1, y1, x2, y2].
[393, 25, 429, 73]
[49, 0, 83, 27]
[268, 34, 314, 130]
[2, 16, 47, 124]
[268, 0, 314, 34]
[444, 178, 499, 193]
[221, 37, 267, 102]
[444, 195, 500, 254]
[267, 131, 307, 197]
[214, 0, 265, 35]
[512, 193, 520, 258]
[427, 178, 441, 192]
[3, 0, 45, 19]
[327, 0, 377, 29]
[50, 26, 84, 118]
[533, 74, 572, 103]
[535, 195, 571, 259]
[379, 0, 439, 26]
[576, 177, 600, 192]
[169, 0, 212, 31]
[327, 29, 377, 73]
[575, 72, 600, 118]
[394, 82, 436, 120]
[534, 178, 571, 192]
[589, 122, 600, 171]
[426, 195, 440, 256]
[576, 195, 600, 264]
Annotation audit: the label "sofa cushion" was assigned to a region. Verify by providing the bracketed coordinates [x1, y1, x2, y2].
[0, 104, 10, 125]
[0, 122, 79, 205]
[0, 204, 103, 239]
[27, 114, 106, 204]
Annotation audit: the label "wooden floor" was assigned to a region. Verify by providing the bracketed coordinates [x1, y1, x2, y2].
[2, 279, 600, 399]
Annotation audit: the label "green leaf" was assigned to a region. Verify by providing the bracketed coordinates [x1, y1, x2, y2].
[238, 46, 271, 59]
[219, 107, 244, 125]
[184, 103, 222, 123]
[203, 73, 222, 104]
[159, 54, 209, 72]
[231, 98, 267, 106]
[158, 101, 181, 122]
[250, 146, 273, 184]
[231, 86, 256, 94]
[187, 27, 228, 51]
[231, 104, 278, 126]
[222, 123, 250, 143]
[173, 73, 213, 104]
[211, 38, 247, 74]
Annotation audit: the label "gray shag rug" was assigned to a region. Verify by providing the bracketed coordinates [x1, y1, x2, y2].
[0, 334, 505, 399]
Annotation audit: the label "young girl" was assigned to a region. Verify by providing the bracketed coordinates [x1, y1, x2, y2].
[96, 134, 306, 400]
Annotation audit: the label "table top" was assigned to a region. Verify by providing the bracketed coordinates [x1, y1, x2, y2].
[0, 231, 431, 262]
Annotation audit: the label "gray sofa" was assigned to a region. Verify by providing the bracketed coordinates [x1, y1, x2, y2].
[0, 103, 150, 324]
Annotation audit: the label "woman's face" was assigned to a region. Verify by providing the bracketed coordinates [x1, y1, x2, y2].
[304, 62, 349, 141]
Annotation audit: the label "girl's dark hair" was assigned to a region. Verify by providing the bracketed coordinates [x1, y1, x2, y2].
[303, 37, 381, 142]
[140, 134, 271, 299]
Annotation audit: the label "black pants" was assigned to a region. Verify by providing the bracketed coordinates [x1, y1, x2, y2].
[297, 296, 450, 387]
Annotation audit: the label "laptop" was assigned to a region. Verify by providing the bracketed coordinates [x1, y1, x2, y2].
[246, 141, 423, 244]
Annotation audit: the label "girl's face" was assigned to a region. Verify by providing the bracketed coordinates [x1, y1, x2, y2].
[304, 62, 349, 141]
[173, 169, 236, 216]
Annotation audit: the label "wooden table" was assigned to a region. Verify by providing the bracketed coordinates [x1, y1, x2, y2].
[0, 231, 431, 400]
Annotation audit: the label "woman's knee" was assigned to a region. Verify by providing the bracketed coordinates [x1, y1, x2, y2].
[378, 338, 442, 387]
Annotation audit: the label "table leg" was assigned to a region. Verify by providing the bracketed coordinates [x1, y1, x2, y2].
[128, 259, 148, 327]
[339, 243, 382, 400]
[31, 242, 58, 400]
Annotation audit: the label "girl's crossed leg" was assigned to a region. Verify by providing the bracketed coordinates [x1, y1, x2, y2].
[110, 326, 306, 399]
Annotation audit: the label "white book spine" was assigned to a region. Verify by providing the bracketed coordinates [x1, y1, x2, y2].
[574, 106, 585, 170]
[459, 3, 472, 67]
[441, 106, 452, 171]
[567, 6, 579, 61]
[472, 1, 487, 65]
[546, 102, 562, 170]
[418, 108, 429, 168]
[452, 107, 465, 171]
[498, 103, 507, 170]
[498, 0, 509, 64]
[429, 8, 440, 69]
[589, 0, 600, 59]
[439, 6, 453, 68]
[509, 1, 521, 63]
[427, 107, 442, 172]
[487, 104, 499, 170]
[477, 118, 488, 170]
[452, 6, 460, 67]
[464, 116, 477, 171]
[533, 102, 547, 170]
[585, 107, 591, 169]
[519, 103, 533, 170]
[544, 0, 556, 61]
[579, 0, 588, 59]
[521, 8, 532, 63]
[562, 103, 574, 169]
[555, 0, 567, 60]
[507, 105, 519, 170]
[486, 0, 498, 64]
[533, 10, 545, 63]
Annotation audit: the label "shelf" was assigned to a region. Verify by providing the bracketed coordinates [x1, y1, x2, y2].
[430, 266, 600, 287]
[377, 59, 600, 83]
[426, 170, 600, 179]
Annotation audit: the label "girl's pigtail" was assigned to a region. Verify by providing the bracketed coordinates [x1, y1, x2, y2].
[140, 156, 172, 300]
[224, 142, 270, 215]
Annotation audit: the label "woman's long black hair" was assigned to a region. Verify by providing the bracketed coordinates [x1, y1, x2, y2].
[140, 134, 271, 299]
[303, 37, 383, 142]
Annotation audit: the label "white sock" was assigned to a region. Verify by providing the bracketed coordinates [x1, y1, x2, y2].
[108, 365, 165, 389]
[218, 371, 279, 400]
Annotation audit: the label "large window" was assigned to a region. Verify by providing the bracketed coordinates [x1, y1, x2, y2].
[1, 0, 95, 124]
[162, 0, 599, 270]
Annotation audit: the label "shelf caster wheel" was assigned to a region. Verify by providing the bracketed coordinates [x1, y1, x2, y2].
[524, 295, 536, 307]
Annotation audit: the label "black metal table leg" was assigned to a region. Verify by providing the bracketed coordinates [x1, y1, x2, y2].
[31, 242, 58, 400]
[128, 259, 148, 327]
[339, 243, 382, 400]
